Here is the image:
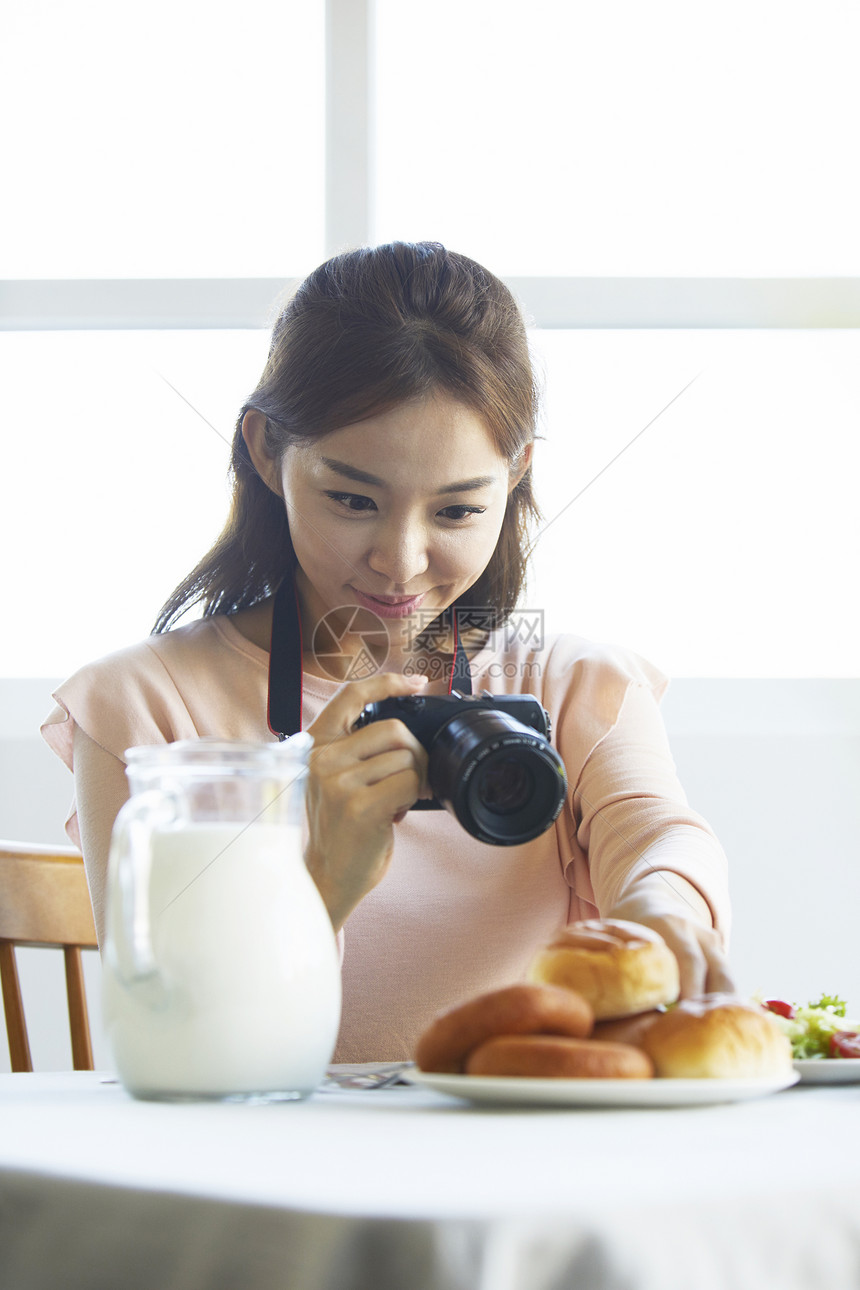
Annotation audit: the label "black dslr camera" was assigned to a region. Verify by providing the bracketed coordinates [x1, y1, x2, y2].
[354, 691, 567, 846]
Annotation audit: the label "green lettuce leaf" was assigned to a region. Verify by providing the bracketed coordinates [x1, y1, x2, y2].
[778, 997, 859, 1059]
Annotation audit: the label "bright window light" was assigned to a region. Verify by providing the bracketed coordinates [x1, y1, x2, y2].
[527, 328, 860, 677]
[2, 327, 856, 679]
[1, 329, 269, 675]
[374, 0, 860, 276]
[0, 2, 325, 278]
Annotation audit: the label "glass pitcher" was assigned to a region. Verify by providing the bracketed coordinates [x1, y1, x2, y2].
[102, 736, 341, 1101]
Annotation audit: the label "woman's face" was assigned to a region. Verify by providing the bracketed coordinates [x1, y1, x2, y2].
[275, 393, 527, 665]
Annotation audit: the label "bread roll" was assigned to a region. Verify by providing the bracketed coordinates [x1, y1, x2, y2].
[639, 995, 793, 1078]
[414, 982, 594, 1074]
[592, 1010, 664, 1049]
[528, 920, 680, 1019]
[466, 1034, 655, 1079]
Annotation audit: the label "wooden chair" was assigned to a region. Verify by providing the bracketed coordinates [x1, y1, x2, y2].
[0, 841, 98, 1072]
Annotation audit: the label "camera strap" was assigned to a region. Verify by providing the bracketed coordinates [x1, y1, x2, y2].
[267, 569, 305, 739]
[267, 573, 472, 739]
[448, 607, 473, 696]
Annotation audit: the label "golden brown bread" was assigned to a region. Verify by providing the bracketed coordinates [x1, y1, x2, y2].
[416, 932, 786, 1081]
[466, 1034, 655, 1079]
[414, 982, 594, 1074]
[638, 995, 793, 1078]
[527, 919, 680, 1019]
[592, 1010, 664, 1048]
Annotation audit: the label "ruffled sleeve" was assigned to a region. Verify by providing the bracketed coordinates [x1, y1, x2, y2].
[40, 638, 206, 848]
[43, 614, 273, 761]
[43, 642, 199, 763]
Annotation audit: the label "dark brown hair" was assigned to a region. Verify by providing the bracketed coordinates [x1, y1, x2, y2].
[154, 242, 541, 633]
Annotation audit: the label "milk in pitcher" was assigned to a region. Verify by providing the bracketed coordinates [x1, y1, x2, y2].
[103, 820, 341, 1100]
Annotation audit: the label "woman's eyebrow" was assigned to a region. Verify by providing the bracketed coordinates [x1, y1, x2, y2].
[435, 475, 498, 495]
[321, 458, 385, 487]
[321, 457, 498, 494]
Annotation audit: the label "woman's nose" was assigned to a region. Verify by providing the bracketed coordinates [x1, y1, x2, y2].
[366, 524, 429, 586]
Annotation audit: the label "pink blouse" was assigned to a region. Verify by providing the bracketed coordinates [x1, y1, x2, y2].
[42, 616, 731, 1062]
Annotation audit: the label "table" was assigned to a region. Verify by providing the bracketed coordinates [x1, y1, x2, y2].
[1, 1070, 860, 1290]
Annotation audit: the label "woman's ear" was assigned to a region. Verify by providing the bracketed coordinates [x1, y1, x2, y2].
[241, 410, 283, 496]
[508, 441, 534, 492]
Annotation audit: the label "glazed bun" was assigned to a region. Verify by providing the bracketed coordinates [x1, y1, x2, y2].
[639, 995, 793, 1079]
[527, 920, 680, 1020]
[466, 1034, 654, 1080]
[414, 982, 594, 1074]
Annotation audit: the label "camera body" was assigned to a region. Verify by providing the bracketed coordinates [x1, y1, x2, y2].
[355, 691, 567, 846]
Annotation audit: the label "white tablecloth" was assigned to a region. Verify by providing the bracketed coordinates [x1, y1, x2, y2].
[1, 1071, 860, 1290]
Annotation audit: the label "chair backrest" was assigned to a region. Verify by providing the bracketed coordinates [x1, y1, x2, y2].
[0, 841, 98, 1072]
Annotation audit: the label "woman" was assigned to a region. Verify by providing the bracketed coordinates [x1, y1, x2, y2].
[42, 242, 733, 1062]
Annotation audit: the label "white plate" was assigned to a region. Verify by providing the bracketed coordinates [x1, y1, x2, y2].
[404, 1068, 799, 1108]
[793, 1057, 860, 1085]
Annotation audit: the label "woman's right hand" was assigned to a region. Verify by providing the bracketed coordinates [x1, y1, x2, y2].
[302, 672, 431, 931]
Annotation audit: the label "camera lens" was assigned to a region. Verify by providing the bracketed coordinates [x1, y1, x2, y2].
[474, 757, 533, 815]
[429, 709, 566, 845]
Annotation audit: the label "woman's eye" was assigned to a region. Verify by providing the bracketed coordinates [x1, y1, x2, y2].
[326, 491, 377, 512]
[438, 505, 486, 521]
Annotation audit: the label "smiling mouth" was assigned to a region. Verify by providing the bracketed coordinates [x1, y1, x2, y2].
[351, 588, 428, 618]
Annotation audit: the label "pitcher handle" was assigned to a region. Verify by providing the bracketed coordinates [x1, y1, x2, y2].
[107, 788, 181, 989]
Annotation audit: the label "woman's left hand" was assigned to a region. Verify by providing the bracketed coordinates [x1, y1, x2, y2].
[606, 875, 736, 999]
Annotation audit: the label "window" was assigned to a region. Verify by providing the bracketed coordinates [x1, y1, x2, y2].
[528, 328, 859, 676]
[0, 2, 325, 278]
[374, 0, 860, 276]
[2, 0, 857, 678]
[1, 329, 266, 673]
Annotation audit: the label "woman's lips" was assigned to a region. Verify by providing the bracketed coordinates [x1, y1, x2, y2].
[351, 588, 428, 619]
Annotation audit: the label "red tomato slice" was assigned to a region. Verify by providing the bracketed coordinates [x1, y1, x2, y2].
[829, 1031, 860, 1059]
[764, 999, 796, 1020]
